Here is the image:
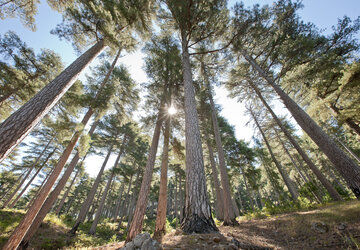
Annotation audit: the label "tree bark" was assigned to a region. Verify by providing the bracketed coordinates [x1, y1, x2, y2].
[251, 111, 299, 200]
[0, 40, 105, 164]
[179, 36, 217, 234]
[208, 90, 238, 225]
[89, 145, 124, 235]
[154, 116, 171, 237]
[55, 167, 81, 215]
[18, 121, 99, 249]
[126, 107, 164, 242]
[249, 80, 342, 201]
[69, 144, 113, 234]
[204, 132, 224, 220]
[243, 51, 360, 199]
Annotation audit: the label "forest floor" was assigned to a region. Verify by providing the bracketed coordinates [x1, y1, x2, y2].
[0, 200, 359, 249]
[96, 200, 360, 250]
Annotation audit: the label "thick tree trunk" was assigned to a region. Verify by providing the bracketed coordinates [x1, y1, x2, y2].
[249, 80, 342, 201]
[204, 132, 224, 220]
[2, 139, 52, 208]
[89, 146, 124, 235]
[55, 167, 81, 215]
[154, 116, 170, 237]
[179, 35, 217, 234]
[69, 144, 113, 234]
[252, 112, 299, 200]
[0, 40, 105, 164]
[126, 108, 163, 241]
[208, 90, 238, 225]
[243, 51, 360, 199]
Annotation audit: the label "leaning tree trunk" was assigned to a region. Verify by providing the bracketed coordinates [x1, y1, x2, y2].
[204, 131, 224, 220]
[89, 143, 125, 235]
[180, 36, 217, 234]
[208, 90, 238, 225]
[249, 80, 342, 201]
[275, 130, 323, 203]
[26, 164, 55, 210]
[329, 103, 360, 137]
[126, 107, 164, 242]
[55, 167, 81, 215]
[19, 121, 99, 248]
[243, 51, 360, 199]
[1, 139, 52, 208]
[154, 116, 171, 237]
[251, 111, 299, 200]
[70, 143, 114, 234]
[0, 40, 105, 163]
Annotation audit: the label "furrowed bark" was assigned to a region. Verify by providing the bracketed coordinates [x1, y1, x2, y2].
[0, 40, 105, 163]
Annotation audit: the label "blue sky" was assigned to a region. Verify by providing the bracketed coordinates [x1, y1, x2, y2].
[1, 0, 359, 176]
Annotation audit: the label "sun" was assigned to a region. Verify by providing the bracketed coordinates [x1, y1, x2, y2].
[168, 106, 177, 115]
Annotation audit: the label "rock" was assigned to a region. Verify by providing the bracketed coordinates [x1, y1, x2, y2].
[213, 236, 221, 243]
[124, 241, 135, 250]
[311, 222, 329, 233]
[133, 233, 151, 247]
[140, 238, 162, 250]
[337, 223, 347, 230]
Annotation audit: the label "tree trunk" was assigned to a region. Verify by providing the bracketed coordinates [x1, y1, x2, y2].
[208, 90, 238, 225]
[88, 186, 103, 222]
[0, 40, 105, 164]
[204, 132, 224, 220]
[2, 139, 52, 208]
[55, 167, 81, 215]
[174, 174, 179, 228]
[249, 80, 342, 201]
[112, 180, 126, 221]
[243, 51, 360, 199]
[154, 116, 171, 237]
[18, 121, 99, 249]
[179, 34, 217, 235]
[26, 165, 55, 210]
[69, 144, 113, 234]
[330, 104, 360, 137]
[240, 167, 255, 212]
[89, 146, 123, 235]
[126, 107, 164, 241]
[251, 111, 299, 200]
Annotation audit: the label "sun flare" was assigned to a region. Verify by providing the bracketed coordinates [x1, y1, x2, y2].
[168, 106, 177, 115]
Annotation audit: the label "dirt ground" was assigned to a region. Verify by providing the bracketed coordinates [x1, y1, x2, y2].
[94, 201, 360, 250]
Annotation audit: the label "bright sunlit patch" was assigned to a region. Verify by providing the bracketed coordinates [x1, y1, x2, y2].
[168, 106, 177, 115]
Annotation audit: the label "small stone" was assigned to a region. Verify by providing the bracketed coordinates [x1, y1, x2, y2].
[133, 233, 151, 247]
[213, 236, 221, 243]
[338, 223, 347, 230]
[311, 222, 329, 233]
